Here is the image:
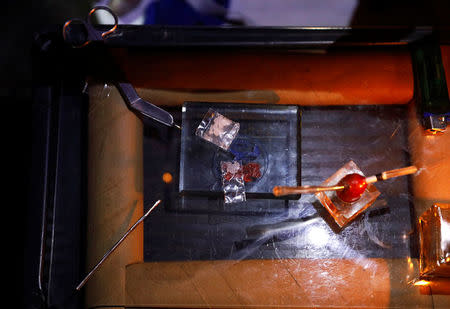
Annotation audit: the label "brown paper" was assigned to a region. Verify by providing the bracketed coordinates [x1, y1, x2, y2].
[125, 259, 392, 308]
[86, 83, 143, 308]
[408, 102, 450, 216]
[84, 47, 450, 308]
[117, 49, 414, 106]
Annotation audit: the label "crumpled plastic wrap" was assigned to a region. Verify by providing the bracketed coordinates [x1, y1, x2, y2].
[142, 103, 450, 308]
[418, 203, 450, 277]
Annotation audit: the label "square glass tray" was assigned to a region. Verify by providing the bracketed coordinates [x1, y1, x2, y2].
[179, 102, 301, 199]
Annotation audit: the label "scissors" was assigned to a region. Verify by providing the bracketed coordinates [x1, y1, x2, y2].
[63, 6, 118, 48]
[63, 7, 180, 129]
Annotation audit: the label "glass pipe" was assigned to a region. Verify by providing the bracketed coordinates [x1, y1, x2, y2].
[273, 165, 417, 202]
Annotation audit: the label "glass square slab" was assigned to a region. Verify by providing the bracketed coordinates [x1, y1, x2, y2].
[180, 102, 300, 199]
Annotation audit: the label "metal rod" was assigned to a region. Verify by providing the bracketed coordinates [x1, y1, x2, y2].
[273, 185, 345, 196]
[76, 199, 162, 291]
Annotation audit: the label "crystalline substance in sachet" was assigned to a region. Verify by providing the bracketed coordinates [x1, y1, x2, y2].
[220, 161, 246, 204]
[196, 109, 240, 151]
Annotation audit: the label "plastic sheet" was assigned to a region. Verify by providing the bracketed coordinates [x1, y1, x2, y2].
[141, 103, 449, 307]
[145, 105, 416, 258]
[419, 203, 450, 277]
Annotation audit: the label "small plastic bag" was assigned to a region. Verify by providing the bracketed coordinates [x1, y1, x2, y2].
[196, 109, 240, 151]
[220, 161, 246, 204]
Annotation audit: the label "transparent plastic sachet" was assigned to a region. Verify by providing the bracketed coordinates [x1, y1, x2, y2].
[195, 108, 240, 150]
[220, 161, 246, 204]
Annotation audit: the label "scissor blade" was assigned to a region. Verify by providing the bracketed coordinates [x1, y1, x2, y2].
[116, 82, 174, 127]
[132, 98, 174, 127]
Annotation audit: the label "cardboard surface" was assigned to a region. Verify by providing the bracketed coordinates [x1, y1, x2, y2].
[86, 47, 450, 308]
[86, 84, 144, 308]
[408, 101, 450, 217]
[125, 258, 450, 308]
[125, 259, 391, 308]
[114, 49, 414, 106]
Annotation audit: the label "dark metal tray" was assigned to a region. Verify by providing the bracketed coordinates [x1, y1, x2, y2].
[144, 105, 415, 262]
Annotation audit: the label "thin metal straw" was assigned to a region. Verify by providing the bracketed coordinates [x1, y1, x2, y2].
[76, 199, 161, 291]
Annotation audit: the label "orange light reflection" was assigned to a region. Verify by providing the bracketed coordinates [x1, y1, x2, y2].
[162, 172, 173, 184]
[414, 280, 431, 286]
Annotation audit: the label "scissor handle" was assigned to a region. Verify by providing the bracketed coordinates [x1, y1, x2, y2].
[63, 18, 90, 48]
[87, 6, 118, 39]
[62, 6, 118, 48]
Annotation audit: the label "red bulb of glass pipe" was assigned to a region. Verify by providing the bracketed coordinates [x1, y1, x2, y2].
[336, 173, 368, 203]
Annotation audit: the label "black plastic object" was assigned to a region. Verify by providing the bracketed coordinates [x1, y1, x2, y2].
[28, 28, 87, 309]
[411, 41, 450, 132]
[62, 24, 449, 48]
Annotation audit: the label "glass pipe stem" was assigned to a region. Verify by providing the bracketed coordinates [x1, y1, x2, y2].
[273, 185, 345, 196]
[365, 165, 417, 184]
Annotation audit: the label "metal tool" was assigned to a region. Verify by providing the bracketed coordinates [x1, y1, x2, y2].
[63, 7, 180, 129]
[422, 114, 450, 134]
[273, 166, 418, 197]
[63, 6, 118, 48]
[116, 82, 181, 129]
[75, 200, 161, 291]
